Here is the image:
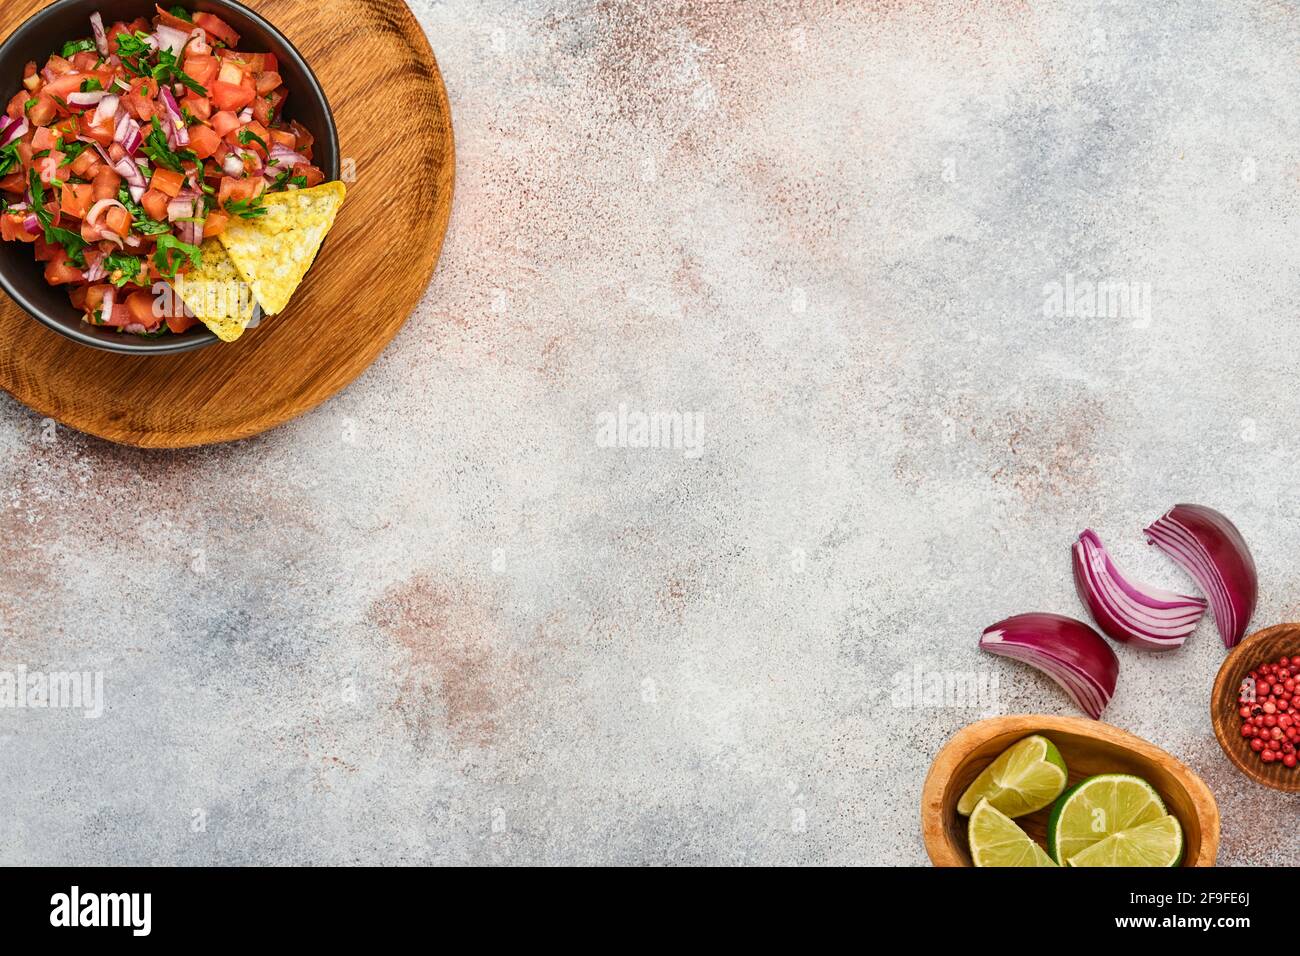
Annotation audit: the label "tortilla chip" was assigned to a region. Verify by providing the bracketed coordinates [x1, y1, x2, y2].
[218, 182, 346, 315]
[171, 240, 258, 343]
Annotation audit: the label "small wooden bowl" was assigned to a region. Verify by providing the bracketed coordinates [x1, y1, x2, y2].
[1211, 623, 1300, 793]
[921, 715, 1220, 866]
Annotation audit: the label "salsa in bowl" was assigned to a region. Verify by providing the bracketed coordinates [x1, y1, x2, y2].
[0, 0, 338, 353]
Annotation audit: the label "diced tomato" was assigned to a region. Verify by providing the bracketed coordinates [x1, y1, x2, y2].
[139, 188, 169, 222]
[189, 125, 221, 160]
[31, 126, 58, 151]
[210, 80, 255, 112]
[84, 283, 112, 313]
[254, 72, 281, 96]
[71, 51, 100, 72]
[182, 94, 211, 121]
[77, 110, 115, 146]
[60, 182, 94, 219]
[43, 55, 75, 76]
[91, 165, 121, 201]
[268, 128, 297, 150]
[294, 164, 326, 188]
[37, 151, 65, 186]
[0, 172, 25, 194]
[217, 61, 246, 86]
[251, 96, 273, 127]
[150, 167, 185, 198]
[194, 12, 241, 47]
[52, 116, 79, 138]
[289, 120, 314, 153]
[41, 73, 90, 101]
[154, 4, 194, 32]
[166, 312, 200, 334]
[28, 95, 57, 127]
[7, 92, 28, 121]
[33, 237, 63, 262]
[183, 55, 220, 89]
[126, 290, 160, 327]
[0, 213, 37, 242]
[100, 302, 134, 327]
[44, 250, 84, 285]
[123, 78, 158, 122]
[104, 206, 131, 237]
[202, 209, 229, 238]
[219, 175, 262, 208]
[211, 110, 241, 137]
[69, 284, 89, 310]
[70, 151, 99, 180]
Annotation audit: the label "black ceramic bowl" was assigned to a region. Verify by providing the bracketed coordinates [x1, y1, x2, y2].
[0, 0, 338, 354]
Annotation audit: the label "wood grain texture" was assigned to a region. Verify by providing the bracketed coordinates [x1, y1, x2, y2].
[1211, 623, 1300, 793]
[0, 0, 454, 447]
[921, 715, 1220, 867]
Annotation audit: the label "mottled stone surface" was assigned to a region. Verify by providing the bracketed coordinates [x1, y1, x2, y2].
[2, 0, 1298, 865]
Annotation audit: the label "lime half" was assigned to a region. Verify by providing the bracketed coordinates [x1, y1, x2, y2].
[1066, 815, 1184, 867]
[957, 734, 1068, 817]
[968, 798, 1057, 867]
[1047, 773, 1167, 863]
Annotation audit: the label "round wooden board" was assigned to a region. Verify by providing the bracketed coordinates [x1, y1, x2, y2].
[0, 0, 454, 448]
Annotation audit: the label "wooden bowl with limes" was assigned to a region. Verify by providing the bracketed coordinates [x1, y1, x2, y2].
[921, 715, 1220, 867]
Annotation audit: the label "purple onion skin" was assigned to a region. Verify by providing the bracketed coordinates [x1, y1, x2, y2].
[979, 612, 1119, 719]
[1145, 504, 1257, 649]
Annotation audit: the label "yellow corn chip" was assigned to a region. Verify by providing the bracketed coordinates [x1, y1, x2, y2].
[171, 240, 258, 343]
[218, 182, 346, 315]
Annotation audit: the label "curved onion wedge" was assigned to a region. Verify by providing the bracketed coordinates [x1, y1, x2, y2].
[1072, 529, 1206, 651]
[979, 613, 1119, 719]
[1143, 504, 1257, 649]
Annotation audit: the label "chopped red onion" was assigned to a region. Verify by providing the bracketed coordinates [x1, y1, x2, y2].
[90, 12, 109, 56]
[268, 145, 310, 169]
[238, 107, 254, 123]
[979, 612, 1119, 719]
[94, 94, 120, 125]
[223, 153, 245, 177]
[1144, 504, 1257, 649]
[84, 253, 107, 281]
[22, 215, 40, 236]
[67, 90, 108, 107]
[85, 197, 126, 229]
[1073, 529, 1206, 651]
[158, 87, 188, 147]
[101, 287, 115, 322]
[129, 184, 146, 203]
[3, 118, 28, 147]
[113, 155, 147, 190]
[153, 24, 191, 57]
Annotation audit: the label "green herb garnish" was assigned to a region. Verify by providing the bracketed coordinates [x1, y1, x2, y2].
[29, 169, 88, 267]
[142, 116, 197, 173]
[224, 194, 268, 219]
[103, 251, 144, 287]
[61, 38, 97, 59]
[153, 233, 203, 278]
[237, 129, 269, 152]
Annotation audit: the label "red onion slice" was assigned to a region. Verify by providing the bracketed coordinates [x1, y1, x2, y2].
[1143, 504, 1257, 648]
[3, 118, 28, 147]
[1072, 529, 1206, 651]
[22, 214, 40, 236]
[94, 94, 120, 126]
[153, 24, 191, 57]
[90, 12, 109, 56]
[67, 90, 107, 108]
[979, 613, 1119, 719]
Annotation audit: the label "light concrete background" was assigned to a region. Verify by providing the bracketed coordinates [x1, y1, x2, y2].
[2, 0, 1298, 865]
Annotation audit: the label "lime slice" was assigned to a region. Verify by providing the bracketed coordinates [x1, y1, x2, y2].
[968, 798, 1058, 867]
[1047, 773, 1167, 863]
[1066, 815, 1184, 867]
[956, 734, 1068, 817]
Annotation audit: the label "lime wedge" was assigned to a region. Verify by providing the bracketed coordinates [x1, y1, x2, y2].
[968, 798, 1058, 867]
[1066, 815, 1184, 867]
[956, 734, 1068, 817]
[1047, 773, 1167, 863]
